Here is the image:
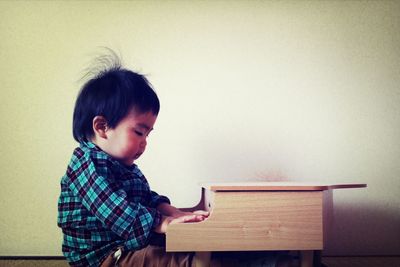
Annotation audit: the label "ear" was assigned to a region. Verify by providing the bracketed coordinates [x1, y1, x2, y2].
[92, 116, 109, 139]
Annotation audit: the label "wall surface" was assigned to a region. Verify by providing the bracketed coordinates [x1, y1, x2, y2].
[0, 0, 399, 256]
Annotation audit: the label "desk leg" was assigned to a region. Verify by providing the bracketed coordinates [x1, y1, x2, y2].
[313, 250, 322, 267]
[193, 251, 211, 267]
[300, 250, 313, 267]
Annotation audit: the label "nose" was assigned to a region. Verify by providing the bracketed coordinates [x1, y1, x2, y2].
[140, 138, 147, 149]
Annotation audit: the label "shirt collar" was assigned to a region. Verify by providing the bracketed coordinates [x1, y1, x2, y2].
[79, 141, 138, 171]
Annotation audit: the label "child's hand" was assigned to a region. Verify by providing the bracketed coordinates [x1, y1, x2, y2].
[171, 210, 209, 219]
[154, 213, 207, 234]
[156, 203, 209, 219]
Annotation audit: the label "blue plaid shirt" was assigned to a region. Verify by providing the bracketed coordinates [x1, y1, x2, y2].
[57, 141, 170, 266]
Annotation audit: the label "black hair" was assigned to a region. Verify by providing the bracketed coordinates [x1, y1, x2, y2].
[72, 52, 160, 142]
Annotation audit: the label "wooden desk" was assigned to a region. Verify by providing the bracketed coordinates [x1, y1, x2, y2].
[166, 182, 366, 267]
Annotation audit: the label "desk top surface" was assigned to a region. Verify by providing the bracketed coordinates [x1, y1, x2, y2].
[200, 181, 367, 191]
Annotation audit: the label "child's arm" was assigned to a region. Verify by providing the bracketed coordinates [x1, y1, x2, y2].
[67, 160, 162, 251]
[153, 213, 207, 234]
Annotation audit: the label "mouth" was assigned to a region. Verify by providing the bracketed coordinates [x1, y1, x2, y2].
[134, 153, 142, 159]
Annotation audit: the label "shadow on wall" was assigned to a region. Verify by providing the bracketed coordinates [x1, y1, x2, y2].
[324, 202, 400, 256]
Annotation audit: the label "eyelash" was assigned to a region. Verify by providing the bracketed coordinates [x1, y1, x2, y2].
[135, 130, 151, 137]
[134, 130, 144, 137]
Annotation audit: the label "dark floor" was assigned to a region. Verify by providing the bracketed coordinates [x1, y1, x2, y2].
[0, 256, 399, 267]
[321, 256, 400, 267]
[0, 256, 400, 267]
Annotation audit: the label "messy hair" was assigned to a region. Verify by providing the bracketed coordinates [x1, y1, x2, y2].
[72, 49, 160, 142]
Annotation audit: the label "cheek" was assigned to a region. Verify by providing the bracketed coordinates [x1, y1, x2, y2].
[123, 134, 140, 151]
[112, 132, 136, 153]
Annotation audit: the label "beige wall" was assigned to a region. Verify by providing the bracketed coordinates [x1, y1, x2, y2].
[0, 1, 399, 256]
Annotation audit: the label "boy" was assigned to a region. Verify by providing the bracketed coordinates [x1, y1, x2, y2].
[57, 55, 207, 267]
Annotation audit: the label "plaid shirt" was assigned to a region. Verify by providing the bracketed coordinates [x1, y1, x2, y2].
[57, 141, 170, 266]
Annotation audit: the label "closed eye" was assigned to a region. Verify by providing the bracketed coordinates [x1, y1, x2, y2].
[134, 130, 144, 137]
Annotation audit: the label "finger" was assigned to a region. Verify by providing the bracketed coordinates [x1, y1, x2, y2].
[173, 214, 206, 224]
[171, 214, 196, 224]
[193, 210, 210, 216]
[187, 215, 206, 222]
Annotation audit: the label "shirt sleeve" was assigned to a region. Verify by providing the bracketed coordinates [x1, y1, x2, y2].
[149, 190, 171, 208]
[68, 157, 160, 251]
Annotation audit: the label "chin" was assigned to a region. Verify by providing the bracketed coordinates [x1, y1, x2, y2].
[121, 159, 135, 166]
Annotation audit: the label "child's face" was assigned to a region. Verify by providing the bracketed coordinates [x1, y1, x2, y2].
[104, 110, 157, 166]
